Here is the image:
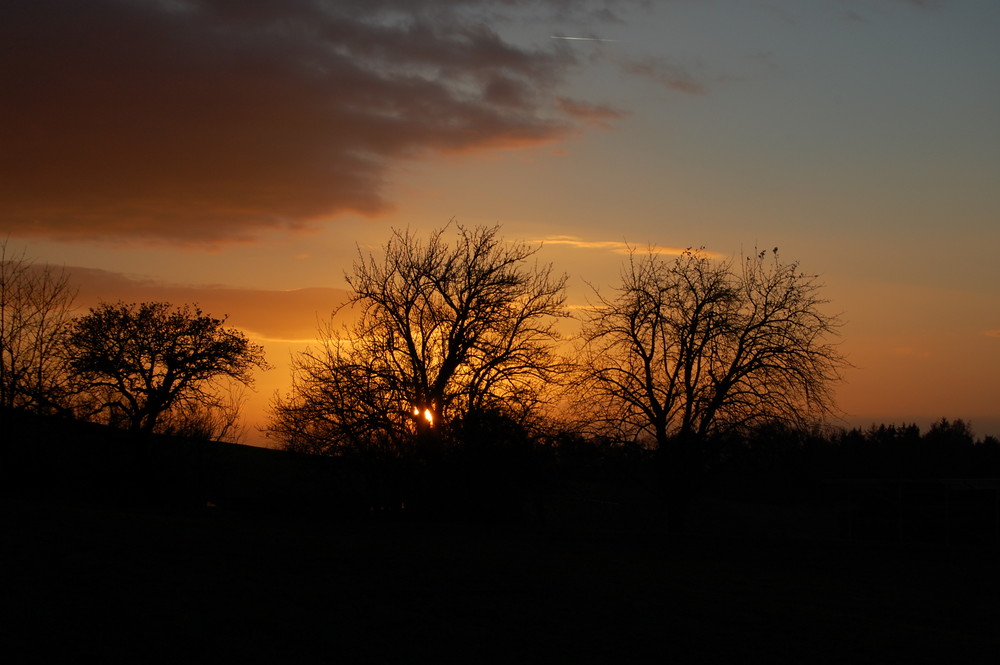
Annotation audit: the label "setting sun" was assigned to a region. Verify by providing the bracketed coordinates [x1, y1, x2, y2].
[1, 0, 997, 441]
[413, 406, 434, 427]
[3, 2, 1000, 661]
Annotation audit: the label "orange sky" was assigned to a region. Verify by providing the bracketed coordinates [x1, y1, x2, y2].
[2, 0, 998, 442]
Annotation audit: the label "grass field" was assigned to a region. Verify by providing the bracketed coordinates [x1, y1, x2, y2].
[4, 497, 998, 664]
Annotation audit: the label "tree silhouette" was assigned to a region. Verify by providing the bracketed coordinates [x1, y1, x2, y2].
[579, 247, 846, 472]
[0, 240, 77, 413]
[270, 223, 569, 457]
[67, 301, 268, 436]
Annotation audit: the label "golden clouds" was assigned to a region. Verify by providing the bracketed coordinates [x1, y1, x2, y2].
[68, 266, 349, 343]
[535, 235, 723, 258]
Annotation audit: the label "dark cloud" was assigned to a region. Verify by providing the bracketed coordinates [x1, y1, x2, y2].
[0, 0, 622, 244]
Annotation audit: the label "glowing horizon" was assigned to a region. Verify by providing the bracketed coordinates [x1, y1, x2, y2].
[2, 0, 997, 443]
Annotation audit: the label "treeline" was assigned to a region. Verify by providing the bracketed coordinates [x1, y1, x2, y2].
[4, 402, 998, 537]
[709, 419, 1000, 501]
[3, 228, 998, 533]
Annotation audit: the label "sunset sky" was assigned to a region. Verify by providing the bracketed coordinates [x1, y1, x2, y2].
[3, 0, 998, 443]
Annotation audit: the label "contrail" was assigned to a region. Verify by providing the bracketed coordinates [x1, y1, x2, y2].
[550, 35, 619, 42]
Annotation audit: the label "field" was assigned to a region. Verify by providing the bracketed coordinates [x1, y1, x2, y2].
[4, 496, 999, 664]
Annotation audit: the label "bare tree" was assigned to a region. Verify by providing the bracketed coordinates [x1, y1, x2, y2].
[579, 247, 846, 459]
[0, 240, 77, 413]
[154, 380, 251, 443]
[269, 223, 569, 457]
[67, 301, 268, 436]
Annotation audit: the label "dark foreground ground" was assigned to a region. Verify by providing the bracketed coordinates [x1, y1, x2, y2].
[3, 497, 998, 665]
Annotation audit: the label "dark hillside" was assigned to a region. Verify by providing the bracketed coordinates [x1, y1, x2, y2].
[4, 493, 1000, 663]
[3, 410, 1000, 662]
[0, 408, 350, 515]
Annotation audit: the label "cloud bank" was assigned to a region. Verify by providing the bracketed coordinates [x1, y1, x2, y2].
[1, 0, 622, 244]
[67, 265, 350, 342]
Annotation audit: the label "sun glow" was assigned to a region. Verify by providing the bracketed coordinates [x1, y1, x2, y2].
[413, 406, 434, 427]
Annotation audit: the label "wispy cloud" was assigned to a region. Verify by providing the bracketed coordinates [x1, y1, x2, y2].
[985, 330, 1000, 339]
[534, 235, 722, 258]
[0, 0, 625, 245]
[557, 98, 627, 129]
[617, 56, 707, 96]
[239, 333, 324, 346]
[840, 0, 945, 23]
[899, 0, 946, 9]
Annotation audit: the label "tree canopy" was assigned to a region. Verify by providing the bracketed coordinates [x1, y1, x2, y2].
[579, 247, 846, 454]
[270, 223, 569, 456]
[68, 301, 268, 435]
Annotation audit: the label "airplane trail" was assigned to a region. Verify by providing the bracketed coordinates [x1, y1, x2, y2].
[550, 35, 619, 42]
